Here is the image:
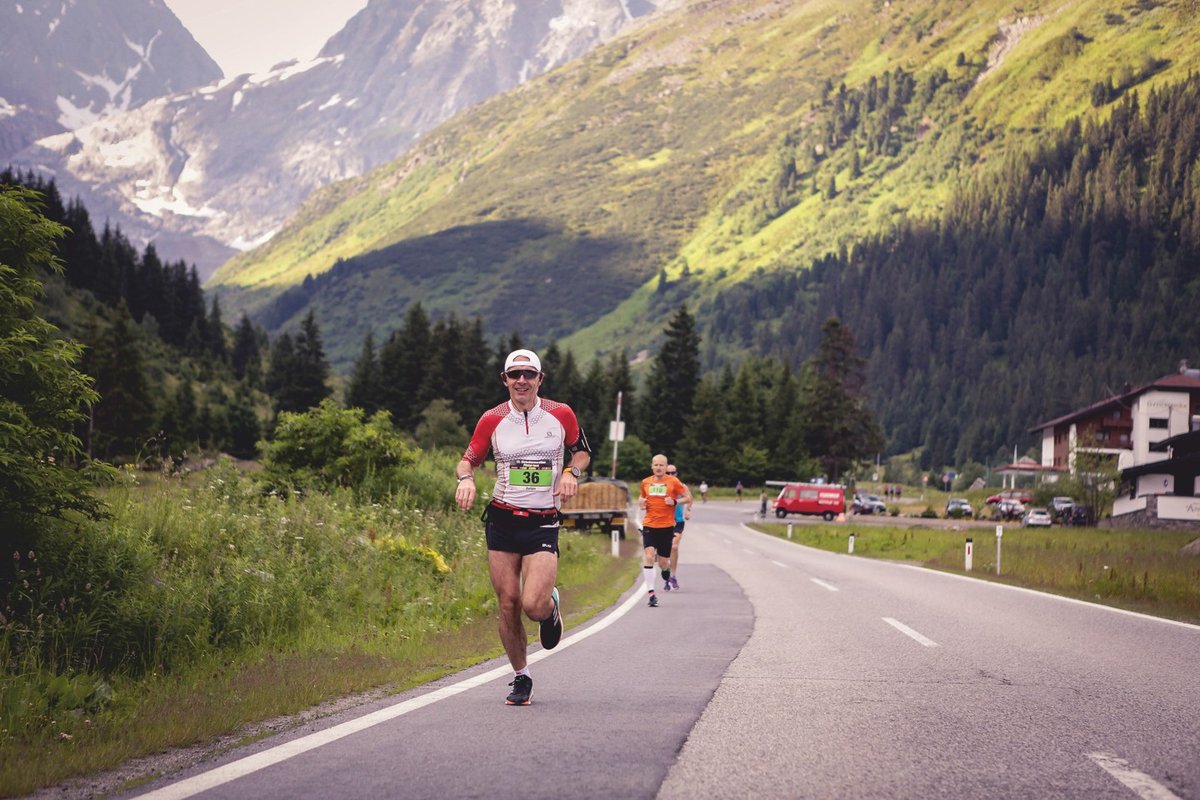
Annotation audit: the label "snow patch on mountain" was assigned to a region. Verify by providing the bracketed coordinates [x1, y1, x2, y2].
[10, 0, 681, 277]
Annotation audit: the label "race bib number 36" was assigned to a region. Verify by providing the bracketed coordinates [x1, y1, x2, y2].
[511, 460, 553, 489]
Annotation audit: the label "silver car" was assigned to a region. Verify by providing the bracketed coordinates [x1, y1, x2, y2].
[1022, 508, 1053, 527]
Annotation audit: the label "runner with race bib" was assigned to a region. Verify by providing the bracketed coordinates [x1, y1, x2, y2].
[455, 349, 591, 705]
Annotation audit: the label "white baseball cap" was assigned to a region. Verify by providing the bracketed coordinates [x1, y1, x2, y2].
[503, 349, 542, 373]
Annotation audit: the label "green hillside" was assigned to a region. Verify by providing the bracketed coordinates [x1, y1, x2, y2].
[207, 0, 1199, 411]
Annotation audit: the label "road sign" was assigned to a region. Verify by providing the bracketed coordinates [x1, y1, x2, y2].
[609, 421, 625, 441]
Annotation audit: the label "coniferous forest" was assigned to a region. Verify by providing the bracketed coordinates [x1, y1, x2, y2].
[704, 74, 1200, 469]
[6, 74, 1200, 481]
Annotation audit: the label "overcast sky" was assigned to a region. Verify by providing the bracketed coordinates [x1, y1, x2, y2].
[164, 0, 369, 77]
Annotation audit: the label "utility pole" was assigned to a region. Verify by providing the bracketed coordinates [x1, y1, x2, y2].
[610, 391, 624, 479]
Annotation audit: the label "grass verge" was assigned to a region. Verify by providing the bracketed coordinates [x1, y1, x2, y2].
[750, 522, 1200, 625]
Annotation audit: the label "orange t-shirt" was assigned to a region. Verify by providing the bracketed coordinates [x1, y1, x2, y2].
[641, 475, 686, 528]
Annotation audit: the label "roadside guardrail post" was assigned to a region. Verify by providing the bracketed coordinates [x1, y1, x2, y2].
[848, 532, 855, 554]
[965, 537, 973, 571]
[995, 525, 1003, 575]
[787, 522, 793, 540]
[612, 526, 619, 558]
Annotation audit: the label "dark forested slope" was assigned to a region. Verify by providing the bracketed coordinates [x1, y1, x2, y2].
[706, 76, 1200, 464]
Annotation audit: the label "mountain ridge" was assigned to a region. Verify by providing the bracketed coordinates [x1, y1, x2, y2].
[210, 0, 1200, 365]
[0, 0, 221, 161]
[9, 0, 684, 277]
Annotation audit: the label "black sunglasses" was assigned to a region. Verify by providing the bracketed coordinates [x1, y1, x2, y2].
[666, 470, 677, 475]
[505, 369, 539, 381]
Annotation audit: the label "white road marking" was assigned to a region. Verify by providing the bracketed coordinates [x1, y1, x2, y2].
[771, 560, 788, 568]
[883, 617, 939, 647]
[743, 548, 756, 555]
[810, 578, 839, 592]
[134, 586, 646, 799]
[1088, 752, 1182, 799]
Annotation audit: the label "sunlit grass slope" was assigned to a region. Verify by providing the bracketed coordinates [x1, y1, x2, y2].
[207, 0, 1200, 365]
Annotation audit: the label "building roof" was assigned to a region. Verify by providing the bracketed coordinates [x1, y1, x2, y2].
[1149, 429, 1200, 455]
[995, 456, 1062, 476]
[1029, 369, 1200, 433]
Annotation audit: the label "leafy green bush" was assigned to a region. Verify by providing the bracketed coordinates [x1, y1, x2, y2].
[0, 186, 105, 527]
[259, 400, 414, 500]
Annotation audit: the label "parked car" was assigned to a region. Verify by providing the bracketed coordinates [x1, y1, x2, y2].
[851, 493, 887, 515]
[994, 499, 1026, 520]
[945, 498, 974, 519]
[986, 489, 1033, 505]
[1022, 508, 1053, 527]
[1049, 496, 1075, 520]
[1068, 504, 1095, 526]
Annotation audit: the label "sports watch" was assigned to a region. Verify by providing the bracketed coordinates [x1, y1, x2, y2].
[565, 466, 581, 479]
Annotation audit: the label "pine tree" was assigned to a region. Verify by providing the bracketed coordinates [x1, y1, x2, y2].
[265, 332, 297, 411]
[226, 381, 261, 460]
[347, 330, 381, 413]
[676, 377, 732, 483]
[160, 376, 199, 457]
[206, 295, 228, 363]
[639, 305, 701, 453]
[799, 318, 885, 482]
[378, 302, 432, 429]
[284, 311, 332, 413]
[231, 314, 262, 383]
[80, 301, 158, 460]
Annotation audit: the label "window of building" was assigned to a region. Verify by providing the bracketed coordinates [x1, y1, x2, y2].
[1120, 433, 1130, 444]
[1096, 430, 1110, 442]
[1149, 418, 1169, 429]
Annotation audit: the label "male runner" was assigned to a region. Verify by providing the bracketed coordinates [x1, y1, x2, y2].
[638, 454, 692, 607]
[663, 464, 691, 591]
[455, 349, 591, 705]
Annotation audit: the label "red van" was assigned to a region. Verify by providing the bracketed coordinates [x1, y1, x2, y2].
[773, 483, 845, 521]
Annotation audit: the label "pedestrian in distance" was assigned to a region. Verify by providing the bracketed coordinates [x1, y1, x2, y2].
[455, 348, 592, 706]
[664, 464, 692, 591]
[735, 480, 744, 501]
[698, 480, 709, 503]
[639, 454, 692, 607]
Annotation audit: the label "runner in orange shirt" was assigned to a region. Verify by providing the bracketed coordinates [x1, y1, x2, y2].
[638, 454, 692, 607]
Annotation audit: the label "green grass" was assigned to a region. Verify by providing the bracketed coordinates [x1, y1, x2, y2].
[751, 520, 1200, 624]
[0, 465, 638, 797]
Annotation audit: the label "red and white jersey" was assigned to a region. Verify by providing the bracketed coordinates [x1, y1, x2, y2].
[463, 397, 583, 509]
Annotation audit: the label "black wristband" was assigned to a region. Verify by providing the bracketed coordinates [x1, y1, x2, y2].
[457, 474, 474, 483]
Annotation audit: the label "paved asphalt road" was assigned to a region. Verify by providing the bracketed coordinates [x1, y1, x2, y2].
[126, 501, 1200, 800]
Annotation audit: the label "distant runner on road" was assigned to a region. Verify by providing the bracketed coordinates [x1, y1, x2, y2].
[638, 454, 692, 607]
[664, 464, 691, 591]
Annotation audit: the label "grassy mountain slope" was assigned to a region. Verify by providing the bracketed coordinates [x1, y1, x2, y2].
[208, 0, 1199, 369]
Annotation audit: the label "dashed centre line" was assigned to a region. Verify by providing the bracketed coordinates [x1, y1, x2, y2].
[771, 560, 788, 568]
[883, 617, 939, 647]
[810, 578, 839, 592]
[1088, 752, 1182, 799]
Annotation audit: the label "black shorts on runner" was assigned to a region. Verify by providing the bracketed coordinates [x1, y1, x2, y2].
[641, 525, 675, 557]
[485, 504, 560, 556]
[673, 520, 686, 534]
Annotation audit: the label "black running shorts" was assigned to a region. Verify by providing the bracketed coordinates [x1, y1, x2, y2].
[641, 525, 675, 557]
[673, 520, 686, 535]
[485, 504, 560, 556]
